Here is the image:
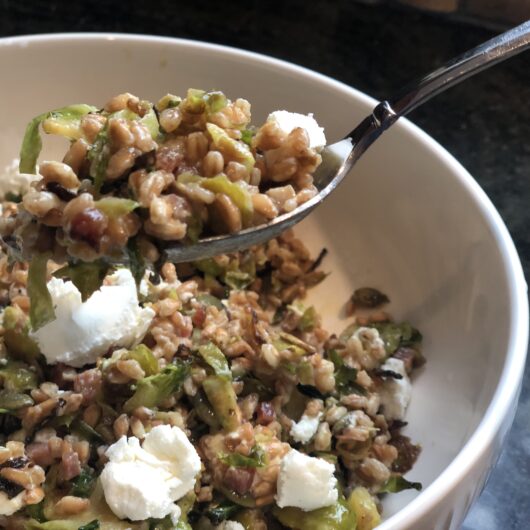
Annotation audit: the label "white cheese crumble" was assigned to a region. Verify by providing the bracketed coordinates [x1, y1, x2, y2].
[276, 449, 338, 511]
[0, 158, 40, 198]
[378, 358, 412, 421]
[267, 110, 326, 150]
[30, 268, 155, 367]
[100, 424, 201, 521]
[290, 411, 323, 444]
[216, 522, 245, 530]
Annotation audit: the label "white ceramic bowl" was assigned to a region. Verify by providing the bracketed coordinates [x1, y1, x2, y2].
[0, 34, 527, 530]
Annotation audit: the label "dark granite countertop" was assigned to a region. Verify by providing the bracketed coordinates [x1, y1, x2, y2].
[0, 1, 529, 528]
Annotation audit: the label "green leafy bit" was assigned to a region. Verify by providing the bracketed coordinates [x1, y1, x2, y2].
[24, 501, 46, 522]
[95, 197, 139, 218]
[191, 390, 220, 429]
[88, 125, 110, 195]
[19, 104, 97, 174]
[128, 344, 159, 376]
[205, 500, 241, 524]
[194, 258, 225, 277]
[273, 497, 356, 530]
[200, 173, 254, 226]
[298, 306, 317, 332]
[123, 362, 189, 413]
[2, 308, 40, 362]
[198, 342, 231, 378]
[379, 475, 422, 494]
[28, 253, 55, 331]
[78, 522, 100, 530]
[140, 106, 161, 140]
[71, 419, 103, 443]
[272, 332, 313, 358]
[5, 191, 22, 203]
[53, 260, 111, 302]
[0, 389, 33, 411]
[155, 94, 182, 112]
[70, 467, 97, 498]
[202, 375, 241, 431]
[0, 361, 38, 391]
[329, 349, 367, 396]
[240, 128, 254, 146]
[372, 322, 422, 355]
[351, 287, 389, 309]
[224, 270, 254, 290]
[126, 237, 146, 287]
[196, 293, 224, 310]
[205, 91, 228, 114]
[206, 123, 255, 173]
[219, 445, 266, 468]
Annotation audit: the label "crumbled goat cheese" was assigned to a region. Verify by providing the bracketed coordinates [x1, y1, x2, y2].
[378, 357, 412, 421]
[0, 158, 40, 198]
[31, 268, 155, 367]
[290, 412, 323, 443]
[267, 110, 326, 150]
[276, 449, 338, 511]
[101, 425, 201, 521]
[216, 522, 245, 530]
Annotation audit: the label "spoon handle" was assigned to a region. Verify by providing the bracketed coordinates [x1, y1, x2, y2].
[347, 20, 530, 165]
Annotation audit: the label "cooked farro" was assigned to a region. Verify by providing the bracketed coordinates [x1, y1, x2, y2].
[0, 91, 425, 530]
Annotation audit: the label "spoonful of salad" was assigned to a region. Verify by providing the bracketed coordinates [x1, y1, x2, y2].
[2, 21, 530, 278]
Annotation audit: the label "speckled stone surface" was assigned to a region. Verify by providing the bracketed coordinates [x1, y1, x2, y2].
[0, 1, 529, 527]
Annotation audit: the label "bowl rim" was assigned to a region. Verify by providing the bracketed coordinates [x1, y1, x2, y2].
[0, 32, 528, 528]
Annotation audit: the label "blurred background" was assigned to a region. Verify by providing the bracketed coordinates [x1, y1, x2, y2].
[0, 1, 529, 528]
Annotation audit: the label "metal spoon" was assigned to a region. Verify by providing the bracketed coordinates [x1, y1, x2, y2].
[165, 20, 530, 263]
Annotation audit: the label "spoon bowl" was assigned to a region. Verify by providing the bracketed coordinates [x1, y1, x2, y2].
[165, 20, 530, 263]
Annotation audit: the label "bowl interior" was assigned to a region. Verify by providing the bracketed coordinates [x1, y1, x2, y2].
[0, 35, 523, 525]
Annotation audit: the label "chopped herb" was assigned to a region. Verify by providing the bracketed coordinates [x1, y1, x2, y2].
[53, 260, 111, 301]
[78, 521, 100, 530]
[28, 253, 55, 330]
[70, 467, 96, 498]
[329, 349, 367, 396]
[126, 237, 146, 287]
[240, 128, 255, 146]
[205, 500, 240, 524]
[4, 191, 22, 203]
[24, 500, 46, 522]
[379, 475, 422, 493]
